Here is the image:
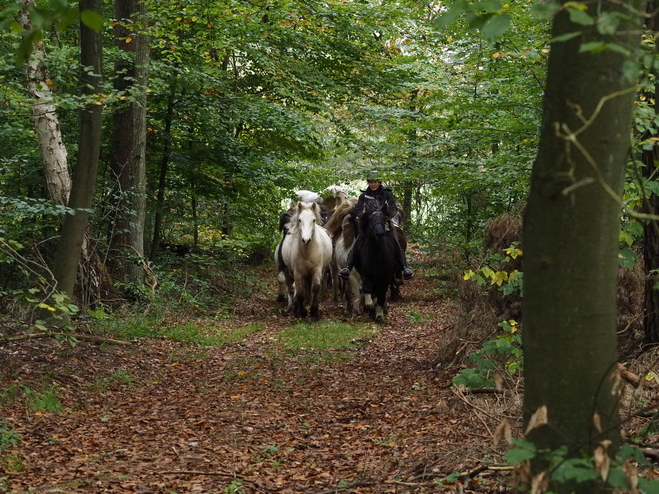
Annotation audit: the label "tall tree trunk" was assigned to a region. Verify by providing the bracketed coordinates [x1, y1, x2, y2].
[643, 4, 659, 344]
[149, 89, 175, 262]
[17, 0, 71, 207]
[52, 0, 103, 299]
[522, 1, 642, 490]
[109, 0, 149, 284]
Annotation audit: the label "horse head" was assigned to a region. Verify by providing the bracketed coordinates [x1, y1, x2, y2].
[295, 201, 322, 245]
[362, 199, 389, 239]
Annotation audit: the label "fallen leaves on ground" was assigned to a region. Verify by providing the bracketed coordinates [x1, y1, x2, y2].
[0, 248, 519, 493]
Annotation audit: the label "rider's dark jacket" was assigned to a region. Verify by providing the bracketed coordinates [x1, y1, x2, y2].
[354, 185, 398, 220]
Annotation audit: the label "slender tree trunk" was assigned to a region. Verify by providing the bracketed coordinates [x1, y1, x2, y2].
[643, 4, 659, 344]
[149, 90, 175, 262]
[109, 0, 149, 284]
[522, 1, 642, 490]
[17, 0, 71, 207]
[52, 0, 103, 299]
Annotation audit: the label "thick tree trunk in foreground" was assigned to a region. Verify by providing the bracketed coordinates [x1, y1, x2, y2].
[522, 1, 641, 490]
[52, 0, 103, 299]
[109, 0, 149, 284]
[17, 0, 71, 207]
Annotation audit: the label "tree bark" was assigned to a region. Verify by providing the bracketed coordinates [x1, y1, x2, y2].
[522, 0, 642, 490]
[108, 0, 149, 284]
[17, 0, 71, 207]
[52, 0, 103, 299]
[643, 3, 659, 344]
[149, 89, 175, 262]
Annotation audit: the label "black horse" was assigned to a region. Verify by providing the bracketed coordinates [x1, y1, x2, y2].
[354, 199, 398, 322]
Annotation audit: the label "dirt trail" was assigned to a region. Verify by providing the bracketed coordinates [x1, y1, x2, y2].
[0, 249, 518, 493]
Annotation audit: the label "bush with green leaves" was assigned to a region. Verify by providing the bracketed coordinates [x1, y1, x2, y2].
[453, 320, 522, 388]
[463, 244, 523, 296]
[506, 439, 659, 493]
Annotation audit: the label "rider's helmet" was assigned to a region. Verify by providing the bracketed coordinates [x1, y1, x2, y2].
[366, 171, 381, 182]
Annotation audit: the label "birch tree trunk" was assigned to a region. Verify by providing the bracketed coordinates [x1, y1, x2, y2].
[17, 0, 71, 207]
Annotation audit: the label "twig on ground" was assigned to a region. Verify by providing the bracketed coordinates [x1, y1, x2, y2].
[0, 332, 130, 346]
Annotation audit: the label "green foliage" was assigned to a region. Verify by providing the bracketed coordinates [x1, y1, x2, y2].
[86, 368, 133, 392]
[224, 480, 244, 494]
[452, 320, 522, 388]
[25, 385, 65, 413]
[0, 422, 20, 452]
[505, 439, 659, 492]
[463, 244, 523, 296]
[102, 307, 265, 347]
[277, 321, 379, 352]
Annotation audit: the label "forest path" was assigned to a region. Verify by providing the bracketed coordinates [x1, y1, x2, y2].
[0, 247, 517, 493]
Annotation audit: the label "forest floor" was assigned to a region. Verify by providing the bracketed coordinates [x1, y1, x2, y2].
[0, 247, 539, 493]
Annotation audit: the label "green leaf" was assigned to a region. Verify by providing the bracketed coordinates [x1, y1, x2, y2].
[579, 41, 606, 53]
[434, 1, 469, 29]
[56, 6, 80, 32]
[475, 0, 502, 11]
[505, 440, 536, 465]
[530, 2, 560, 19]
[481, 13, 511, 40]
[567, 7, 594, 26]
[646, 180, 659, 196]
[550, 31, 582, 43]
[80, 9, 102, 32]
[638, 478, 659, 494]
[596, 12, 620, 35]
[618, 248, 637, 269]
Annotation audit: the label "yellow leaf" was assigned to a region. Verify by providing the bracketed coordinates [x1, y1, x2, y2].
[564, 1, 588, 11]
[125, 37, 132, 43]
[491, 271, 509, 286]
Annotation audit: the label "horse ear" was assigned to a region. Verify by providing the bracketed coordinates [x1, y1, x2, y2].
[297, 201, 304, 214]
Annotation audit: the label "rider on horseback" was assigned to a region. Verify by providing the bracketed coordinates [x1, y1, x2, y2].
[338, 172, 413, 281]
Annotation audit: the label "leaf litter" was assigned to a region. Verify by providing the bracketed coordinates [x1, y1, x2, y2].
[0, 247, 520, 493]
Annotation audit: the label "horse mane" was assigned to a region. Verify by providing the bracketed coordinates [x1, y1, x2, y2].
[358, 198, 384, 232]
[324, 197, 357, 239]
[341, 212, 355, 248]
[279, 209, 294, 233]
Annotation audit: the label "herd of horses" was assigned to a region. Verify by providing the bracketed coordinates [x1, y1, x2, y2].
[274, 186, 408, 323]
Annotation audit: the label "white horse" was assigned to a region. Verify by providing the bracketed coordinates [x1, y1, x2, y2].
[295, 186, 350, 216]
[281, 202, 333, 321]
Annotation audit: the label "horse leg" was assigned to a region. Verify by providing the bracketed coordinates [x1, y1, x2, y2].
[348, 273, 362, 315]
[283, 270, 296, 313]
[330, 257, 340, 303]
[295, 287, 307, 319]
[389, 278, 402, 302]
[375, 305, 385, 323]
[309, 272, 323, 321]
[277, 271, 288, 306]
[363, 292, 377, 320]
